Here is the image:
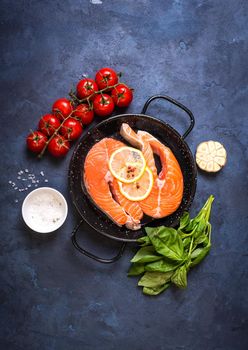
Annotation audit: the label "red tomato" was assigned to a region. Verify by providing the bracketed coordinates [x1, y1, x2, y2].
[48, 135, 70, 157]
[26, 131, 47, 154]
[93, 94, 115, 117]
[38, 114, 61, 136]
[95, 67, 118, 90]
[76, 79, 98, 99]
[52, 98, 73, 120]
[111, 84, 133, 108]
[73, 104, 94, 125]
[60, 118, 83, 141]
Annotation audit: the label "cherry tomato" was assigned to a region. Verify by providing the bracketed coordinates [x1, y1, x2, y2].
[26, 131, 47, 154]
[93, 94, 115, 117]
[60, 118, 83, 141]
[95, 67, 118, 90]
[38, 114, 61, 136]
[73, 104, 94, 125]
[111, 84, 133, 108]
[76, 78, 98, 99]
[52, 98, 73, 120]
[48, 135, 70, 157]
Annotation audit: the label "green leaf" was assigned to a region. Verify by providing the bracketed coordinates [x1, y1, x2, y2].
[128, 263, 145, 276]
[182, 237, 192, 250]
[145, 226, 185, 262]
[137, 236, 151, 247]
[130, 246, 161, 264]
[171, 265, 187, 288]
[193, 218, 208, 239]
[193, 195, 214, 223]
[194, 234, 209, 247]
[190, 245, 211, 267]
[138, 271, 173, 288]
[143, 283, 170, 296]
[145, 258, 180, 273]
[179, 212, 190, 230]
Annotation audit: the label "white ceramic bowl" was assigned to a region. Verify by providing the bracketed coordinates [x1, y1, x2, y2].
[22, 187, 68, 234]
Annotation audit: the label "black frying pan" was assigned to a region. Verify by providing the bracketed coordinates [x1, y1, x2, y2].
[69, 95, 197, 263]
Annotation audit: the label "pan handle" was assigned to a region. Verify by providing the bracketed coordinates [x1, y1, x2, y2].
[71, 220, 127, 264]
[141, 95, 195, 139]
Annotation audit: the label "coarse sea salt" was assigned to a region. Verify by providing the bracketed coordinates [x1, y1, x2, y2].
[10, 169, 50, 196]
[24, 191, 65, 232]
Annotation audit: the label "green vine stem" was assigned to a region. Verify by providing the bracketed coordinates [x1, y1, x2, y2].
[69, 81, 130, 105]
[38, 78, 131, 158]
[38, 110, 75, 159]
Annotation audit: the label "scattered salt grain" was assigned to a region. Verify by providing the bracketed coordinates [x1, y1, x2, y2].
[11, 169, 49, 197]
[14, 199, 18, 203]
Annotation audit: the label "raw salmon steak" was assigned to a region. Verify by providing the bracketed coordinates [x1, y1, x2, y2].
[84, 124, 184, 230]
[84, 138, 143, 230]
[120, 124, 184, 218]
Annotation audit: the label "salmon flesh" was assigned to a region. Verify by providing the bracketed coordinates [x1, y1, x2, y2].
[83, 124, 184, 230]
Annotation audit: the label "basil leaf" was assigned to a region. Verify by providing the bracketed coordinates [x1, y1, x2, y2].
[171, 265, 187, 288]
[190, 245, 211, 267]
[145, 258, 180, 273]
[145, 226, 185, 262]
[137, 236, 151, 247]
[182, 237, 192, 250]
[138, 271, 173, 288]
[193, 218, 208, 239]
[182, 218, 197, 232]
[179, 212, 190, 230]
[191, 248, 204, 259]
[143, 283, 170, 296]
[128, 263, 145, 276]
[130, 246, 161, 263]
[193, 195, 214, 224]
[194, 234, 209, 247]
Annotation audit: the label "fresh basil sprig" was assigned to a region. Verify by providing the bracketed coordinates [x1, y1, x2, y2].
[128, 195, 214, 296]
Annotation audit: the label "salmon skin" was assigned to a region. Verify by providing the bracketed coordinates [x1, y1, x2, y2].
[84, 137, 143, 230]
[120, 124, 184, 218]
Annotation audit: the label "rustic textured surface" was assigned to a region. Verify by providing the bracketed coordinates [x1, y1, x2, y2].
[0, 0, 247, 349]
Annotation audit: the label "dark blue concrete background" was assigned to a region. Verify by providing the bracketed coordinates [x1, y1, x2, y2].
[0, 0, 247, 349]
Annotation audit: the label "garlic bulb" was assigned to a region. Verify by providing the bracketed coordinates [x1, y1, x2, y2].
[196, 141, 227, 172]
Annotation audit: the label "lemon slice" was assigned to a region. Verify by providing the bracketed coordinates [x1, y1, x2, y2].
[118, 167, 153, 201]
[109, 146, 146, 183]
